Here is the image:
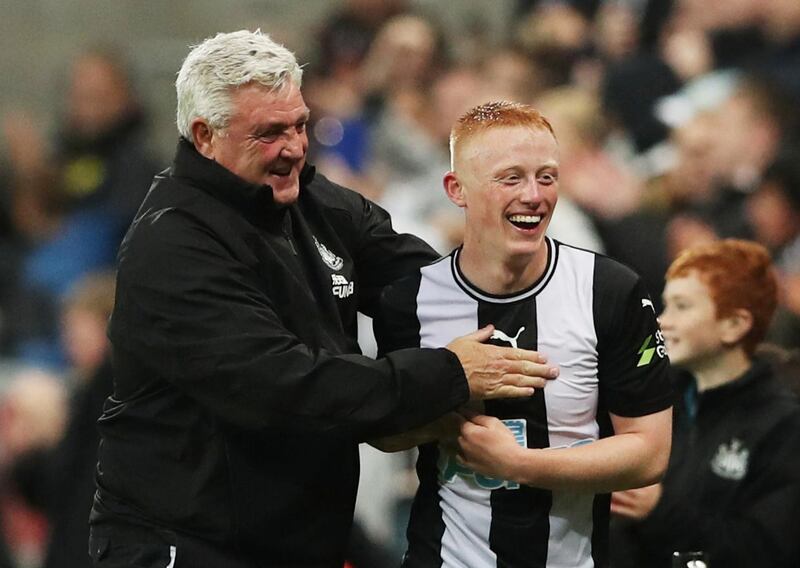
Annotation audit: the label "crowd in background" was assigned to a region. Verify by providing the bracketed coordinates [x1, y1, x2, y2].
[0, 0, 799, 566]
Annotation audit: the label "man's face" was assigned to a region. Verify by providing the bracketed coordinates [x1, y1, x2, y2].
[205, 81, 309, 206]
[453, 125, 559, 263]
[660, 272, 726, 369]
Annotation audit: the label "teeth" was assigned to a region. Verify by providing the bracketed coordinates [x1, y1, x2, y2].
[508, 214, 541, 223]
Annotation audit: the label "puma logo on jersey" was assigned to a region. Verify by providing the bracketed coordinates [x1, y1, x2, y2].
[491, 326, 525, 349]
[641, 298, 655, 312]
[331, 274, 354, 299]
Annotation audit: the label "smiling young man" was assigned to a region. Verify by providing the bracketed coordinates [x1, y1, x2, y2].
[610, 239, 800, 568]
[374, 102, 673, 568]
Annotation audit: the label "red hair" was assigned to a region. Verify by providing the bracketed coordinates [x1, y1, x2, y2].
[449, 101, 555, 168]
[667, 239, 778, 355]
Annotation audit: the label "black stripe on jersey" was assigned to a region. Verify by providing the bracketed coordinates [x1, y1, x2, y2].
[403, 444, 447, 568]
[480, 300, 552, 568]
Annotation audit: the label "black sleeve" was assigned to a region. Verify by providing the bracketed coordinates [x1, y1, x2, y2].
[112, 209, 467, 438]
[594, 256, 673, 417]
[350, 194, 439, 317]
[373, 271, 426, 357]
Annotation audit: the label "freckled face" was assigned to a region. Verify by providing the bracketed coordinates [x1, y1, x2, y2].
[208, 81, 309, 206]
[455, 125, 559, 264]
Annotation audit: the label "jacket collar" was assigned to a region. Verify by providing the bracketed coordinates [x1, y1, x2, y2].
[697, 358, 773, 403]
[170, 137, 316, 226]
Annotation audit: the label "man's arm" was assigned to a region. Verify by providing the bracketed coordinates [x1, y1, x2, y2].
[115, 208, 555, 438]
[456, 408, 672, 493]
[370, 412, 464, 453]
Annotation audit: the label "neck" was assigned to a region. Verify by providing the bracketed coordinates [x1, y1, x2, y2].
[458, 241, 548, 295]
[692, 348, 751, 392]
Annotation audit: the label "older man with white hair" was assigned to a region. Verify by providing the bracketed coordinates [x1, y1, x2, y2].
[87, 30, 558, 567]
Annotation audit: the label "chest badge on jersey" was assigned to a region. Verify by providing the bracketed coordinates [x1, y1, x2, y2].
[313, 236, 344, 271]
[439, 418, 527, 490]
[710, 437, 749, 481]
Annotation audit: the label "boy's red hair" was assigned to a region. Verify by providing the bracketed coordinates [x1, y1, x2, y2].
[667, 239, 778, 355]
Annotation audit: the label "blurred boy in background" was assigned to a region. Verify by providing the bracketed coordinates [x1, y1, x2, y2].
[610, 239, 800, 567]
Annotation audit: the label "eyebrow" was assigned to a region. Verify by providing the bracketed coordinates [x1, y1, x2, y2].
[252, 110, 311, 133]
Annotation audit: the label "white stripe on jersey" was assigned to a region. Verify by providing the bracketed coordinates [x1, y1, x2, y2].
[537, 245, 599, 568]
[417, 258, 478, 350]
[417, 259, 494, 566]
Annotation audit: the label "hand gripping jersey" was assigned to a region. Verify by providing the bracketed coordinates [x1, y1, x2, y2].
[375, 238, 673, 568]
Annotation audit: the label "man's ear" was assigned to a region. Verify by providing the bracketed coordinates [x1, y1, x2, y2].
[191, 119, 216, 159]
[444, 172, 466, 208]
[719, 308, 754, 347]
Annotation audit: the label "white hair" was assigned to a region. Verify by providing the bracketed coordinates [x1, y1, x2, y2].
[175, 30, 303, 139]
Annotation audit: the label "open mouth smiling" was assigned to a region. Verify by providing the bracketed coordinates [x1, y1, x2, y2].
[507, 214, 542, 230]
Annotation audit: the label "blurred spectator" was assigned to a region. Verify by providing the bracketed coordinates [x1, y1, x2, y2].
[479, 46, 543, 104]
[305, 0, 410, 175]
[746, 151, 800, 347]
[609, 239, 800, 567]
[373, 64, 486, 252]
[534, 85, 608, 252]
[8, 271, 115, 568]
[360, 12, 445, 119]
[0, 369, 67, 568]
[515, 1, 593, 90]
[756, 0, 800, 102]
[317, 0, 408, 85]
[1, 47, 157, 368]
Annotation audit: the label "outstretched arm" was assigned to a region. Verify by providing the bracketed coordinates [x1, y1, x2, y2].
[370, 412, 465, 453]
[456, 408, 672, 493]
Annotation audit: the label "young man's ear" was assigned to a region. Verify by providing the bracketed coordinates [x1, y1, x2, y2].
[444, 172, 466, 208]
[191, 119, 216, 159]
[719, 308, 754, 347]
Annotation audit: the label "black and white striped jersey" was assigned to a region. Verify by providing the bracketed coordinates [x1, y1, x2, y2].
[375, 237, 672, 568]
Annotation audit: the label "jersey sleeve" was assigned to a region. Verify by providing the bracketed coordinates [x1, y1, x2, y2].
[373, 271, 426, 356]
[594, 255, 673, 417]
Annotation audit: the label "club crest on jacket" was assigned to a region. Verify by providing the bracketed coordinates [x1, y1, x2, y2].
[314, 236, 344, 270]
[710, 438, 749, 481]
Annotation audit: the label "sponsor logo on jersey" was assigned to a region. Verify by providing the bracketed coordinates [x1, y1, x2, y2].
[641, 298, 655, 312]
[439, 419, 527, 490]
[314, 236, 344, 271]
[637, 330, 667, 367]
[710, 438, 749, 480]
[490, 326, 525, 349]
[331, 274, 354, 299]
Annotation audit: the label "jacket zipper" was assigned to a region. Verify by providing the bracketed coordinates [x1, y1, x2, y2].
[283, 228, 297, 255]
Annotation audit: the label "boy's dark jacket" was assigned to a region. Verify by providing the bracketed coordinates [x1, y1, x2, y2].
[611, 359, 800, 567]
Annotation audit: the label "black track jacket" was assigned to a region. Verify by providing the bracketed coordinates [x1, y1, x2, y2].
[90, 139, 469, 566]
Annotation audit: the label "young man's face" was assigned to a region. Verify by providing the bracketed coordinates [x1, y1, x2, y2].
[452, 125, 559, 263]
[660, 272, 727, 369]
[204, 81, 310, 206]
